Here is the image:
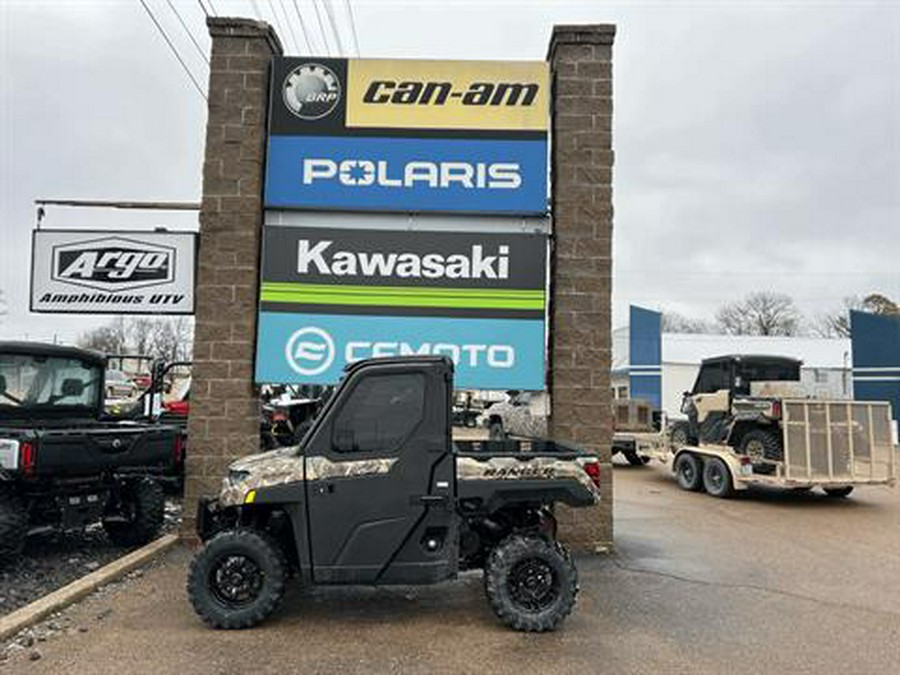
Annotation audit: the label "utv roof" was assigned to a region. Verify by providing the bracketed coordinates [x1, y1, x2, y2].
[700, 354, 803, 367]
[0, 341, 107, 367]
[343, 355, 455, 374]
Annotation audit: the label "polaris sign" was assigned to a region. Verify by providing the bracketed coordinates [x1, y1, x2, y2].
[31, 230, 196, 315]
[265, 135, 546, 214]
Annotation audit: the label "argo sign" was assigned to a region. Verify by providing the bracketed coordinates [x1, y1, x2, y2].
[31, 230, 196, 314]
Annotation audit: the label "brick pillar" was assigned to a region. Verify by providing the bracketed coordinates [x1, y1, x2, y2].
[547, 25, 616, 551]
[182, 18, 283, 538]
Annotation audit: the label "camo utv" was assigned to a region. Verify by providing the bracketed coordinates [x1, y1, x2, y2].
[188, 356, 602, 633]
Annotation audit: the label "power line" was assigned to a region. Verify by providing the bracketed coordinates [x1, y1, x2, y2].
[291, 0, 314, 52]
[139, 0, 207, 102]
[311, 0, 332, 55]
[165, 0, 209, 65]
[323, 0, 344, 55]
[345, 0, 360, 56]
[265, 0, 289, 50]
[277, 0, 302, 54]
[207, 0, 219, 16]
[197, 0, 209, 18]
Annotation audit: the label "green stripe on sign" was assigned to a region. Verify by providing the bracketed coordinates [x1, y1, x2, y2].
[259, 282, 545, 311]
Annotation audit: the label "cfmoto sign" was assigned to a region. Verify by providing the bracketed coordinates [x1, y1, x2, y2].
[258, 313, 545, 390]
[285, 327, 336, 376]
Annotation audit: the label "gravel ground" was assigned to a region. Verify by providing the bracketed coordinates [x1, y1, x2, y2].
[0, 499, 182, 617]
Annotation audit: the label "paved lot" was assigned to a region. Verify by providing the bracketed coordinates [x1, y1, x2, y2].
[3, 461, 898, 674]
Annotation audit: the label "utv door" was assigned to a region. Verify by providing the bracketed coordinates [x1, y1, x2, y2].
[304, 361, 457, 585]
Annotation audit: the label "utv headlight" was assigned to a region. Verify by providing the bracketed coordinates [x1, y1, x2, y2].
[228, 469, 251, 486]
[0, 439, 19, 470]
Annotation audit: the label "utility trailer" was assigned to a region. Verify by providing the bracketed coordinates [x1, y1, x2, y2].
[611, 399, 672, 466]
[671, 400, 896, 498]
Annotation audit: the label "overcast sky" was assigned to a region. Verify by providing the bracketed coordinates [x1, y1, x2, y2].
[1, 0, 898, 344]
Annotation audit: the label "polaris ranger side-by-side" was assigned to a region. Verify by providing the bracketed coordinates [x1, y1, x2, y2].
[0, 342, 180, 562]
[188, 356, 602, 632]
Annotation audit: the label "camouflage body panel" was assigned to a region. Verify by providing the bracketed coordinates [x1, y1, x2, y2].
[480, 401, 548, 438]
[220, 447, 304, 507]
[305, 456, 398, 481]
[456, 455, 600, 502]
[219, 448, 398, 507]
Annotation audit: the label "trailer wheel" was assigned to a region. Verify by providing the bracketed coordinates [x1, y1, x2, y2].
[823, 486, 854, 498]
[702, 458, 734, 498]
[674, 453, 703, 491]
[484, 535, 578, 632]
[0, 487, 28, 564]
[103, 478, 165, 547]
[187, 529, 287, 629]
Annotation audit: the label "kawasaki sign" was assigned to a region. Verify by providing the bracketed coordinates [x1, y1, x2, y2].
[254, 225, 547, 388]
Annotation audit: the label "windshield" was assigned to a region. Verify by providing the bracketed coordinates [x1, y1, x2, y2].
[0, 354, 101, 410]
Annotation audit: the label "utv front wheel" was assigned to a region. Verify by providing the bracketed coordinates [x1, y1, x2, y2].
[484, 535, 577, 632]
[187, 529, 287, 629]
[103, 478, 165, 547]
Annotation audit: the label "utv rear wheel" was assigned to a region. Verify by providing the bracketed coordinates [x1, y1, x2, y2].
[0, 488, 28, 564]
[669, 421, 693, 448]
[674, 453, 703, 491]
[702, 457, 734, 498]
[484, 535, 577, 632]
[739, 429, 783, 464]
[823, 486, 854, 498]
[187, 529, 287, 629]
[103, 478, 165, 547]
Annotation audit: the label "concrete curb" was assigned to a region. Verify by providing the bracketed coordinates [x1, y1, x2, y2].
[0, 533, 180, 642]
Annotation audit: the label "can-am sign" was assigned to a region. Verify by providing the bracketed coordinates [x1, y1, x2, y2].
[31, 230, 196, 314]
[265, 57, 549, 215]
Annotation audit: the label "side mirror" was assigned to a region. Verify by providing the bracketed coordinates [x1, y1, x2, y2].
[61, 378, 85, 397]
[333, 428, 355, 453]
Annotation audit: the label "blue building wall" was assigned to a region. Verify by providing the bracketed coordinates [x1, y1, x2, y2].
[851, 310, 900, 423]
[629, 305, 662, 409]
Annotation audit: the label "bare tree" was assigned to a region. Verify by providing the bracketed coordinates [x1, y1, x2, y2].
[862, 293, 899, 315]
[812, 293, 899, 338]
[77, 316, 194, 362]
[661, 311, 713, 334]
[127, 318, 156, 356]
[150, 316, 194, 362]
[77, 317, 129, 354]
[716, 292, 801, 336]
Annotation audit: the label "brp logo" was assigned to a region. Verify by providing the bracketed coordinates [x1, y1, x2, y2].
[285, 327, 336, 377]
[283, 63, 341, 120]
